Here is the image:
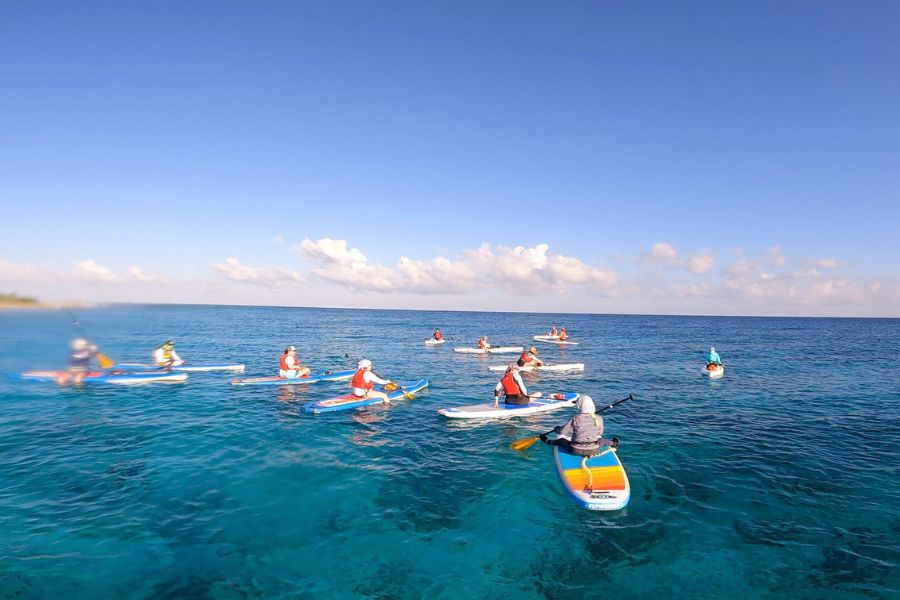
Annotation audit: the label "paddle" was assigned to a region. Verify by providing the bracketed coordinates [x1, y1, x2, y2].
[66, 309, 113, 368]
[384, 381, 416, 400]
[510, 394, 633, 451]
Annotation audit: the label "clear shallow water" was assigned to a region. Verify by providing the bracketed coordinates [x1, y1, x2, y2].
[1, 305, 898, 599]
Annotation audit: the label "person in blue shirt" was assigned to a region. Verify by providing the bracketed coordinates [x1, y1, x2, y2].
[705, 346, 722, 367]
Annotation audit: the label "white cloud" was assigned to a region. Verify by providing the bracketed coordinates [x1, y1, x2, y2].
[0, 259, 55, 283]
[297, 239, 618, 295]
[74, 260, 123, 283]
[817, 258, 838, 269]
[210, 257, 303, 286]
[642, 242, 714, 275]
[686, 251, 715, 275]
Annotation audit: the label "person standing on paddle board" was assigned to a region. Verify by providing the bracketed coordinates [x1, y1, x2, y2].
[153, 340, 183, 368]
[279, 346, 310, 379]
[351, 359, 392, 404]
[494, 361, 530, 406]
[519, 346, 544, 367]
[705, 346, 722, 368]
[540, 395, 618, 456]
[432, 329, 443, 341]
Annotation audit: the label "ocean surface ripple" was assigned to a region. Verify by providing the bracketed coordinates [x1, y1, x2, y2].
[1, 306, 898, 598]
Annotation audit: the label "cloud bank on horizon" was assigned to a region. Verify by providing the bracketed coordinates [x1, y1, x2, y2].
[2, 238, 897, 317]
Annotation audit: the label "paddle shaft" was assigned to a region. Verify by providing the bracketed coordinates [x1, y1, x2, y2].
[510, 394, 633, 450]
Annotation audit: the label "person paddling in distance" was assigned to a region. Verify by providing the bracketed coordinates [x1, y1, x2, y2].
[493, 360, 533, 406]
[61, 338, 98, 385]
[153, 340, 183, 368]
[477, 336, 490, 350]
[705, 346, 722, 369]
[519, 346, 544, 367]
[279, 346, 310, 379]
[432, 328, 443, 341]
[351, 359, 393, 405]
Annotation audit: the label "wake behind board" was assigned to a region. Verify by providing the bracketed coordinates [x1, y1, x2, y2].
[554, 446, 630, 510]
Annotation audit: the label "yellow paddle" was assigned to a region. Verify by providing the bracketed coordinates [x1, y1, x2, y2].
[383, 381, 416, 400]
[509, 394, 633, 451]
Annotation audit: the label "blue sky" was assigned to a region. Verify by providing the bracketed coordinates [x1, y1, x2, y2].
[1, 1, 898, 316]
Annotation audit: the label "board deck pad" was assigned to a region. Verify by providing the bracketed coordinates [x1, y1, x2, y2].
[554, 446, 630, 510]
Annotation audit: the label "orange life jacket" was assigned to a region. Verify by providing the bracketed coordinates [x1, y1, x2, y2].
[434, 331, 442, 340]
[519, 352, 535, 364]
[501, 370, 522, 396]
[477, 338, 487, 349]
[559, 329, 567, 341]
[351, 369, 373, 391]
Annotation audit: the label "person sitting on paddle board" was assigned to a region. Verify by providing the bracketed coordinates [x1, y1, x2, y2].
[493, 360, 530, 406]
[279, 346, 310, 379]
[558, 327, 568, 341]
[548, 326, 558, 336]
[705, 346, 722, 368]
[351, 359, 393, 404]
[477, 336, 489, 350]
[433, 329, 443, 341]
[519, 346, 544, 367]
[153, 340, 183, 368]
[64, 338, 98, 385]
[540, 395, 618, 456]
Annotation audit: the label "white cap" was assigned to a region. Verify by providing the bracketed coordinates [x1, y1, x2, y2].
[287, 345, 296, 352]
[710, 346, 715, 352]
[71, 338, 89, 350]
[358, 359, 372, 370]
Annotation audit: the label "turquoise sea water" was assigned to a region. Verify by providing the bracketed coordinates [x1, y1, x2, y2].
[1, 305, 898, 598]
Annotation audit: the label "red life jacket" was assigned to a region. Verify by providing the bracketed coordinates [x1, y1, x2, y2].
[559, 329, 568, 341]
[434, 331, 442, 340]
[519, 352, 533, 364]
[477, 338, 486, 349]
[351, 369, 373, 391]
[279, 354, 290, 371]
[501, 370, 522, 396]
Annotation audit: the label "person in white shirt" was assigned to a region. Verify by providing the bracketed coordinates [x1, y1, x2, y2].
[153, 340, 183, 368]
[350, 359, 392, 404]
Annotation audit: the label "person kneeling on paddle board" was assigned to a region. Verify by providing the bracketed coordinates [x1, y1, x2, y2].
[351, 359, 393, 404]
[519, 346, 544, 367]
[705, 346, 722, 368]
[279, 346, 310, 379]
[153, 340, 183, 368]
[494, 361, 530, 406]
[477, 336, 489, 350]
[540, 395, 618, 456]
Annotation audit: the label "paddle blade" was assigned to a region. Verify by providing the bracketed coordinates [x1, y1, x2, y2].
[510, 435, 540, 451]
[96, 353, 113, 369]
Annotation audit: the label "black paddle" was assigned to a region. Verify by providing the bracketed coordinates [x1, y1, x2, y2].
[510, 394, 633, 451]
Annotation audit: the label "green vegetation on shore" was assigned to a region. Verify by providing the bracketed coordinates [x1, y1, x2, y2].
[0, 293, 39, 306]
